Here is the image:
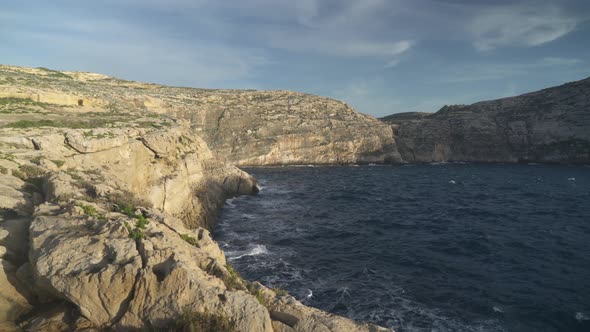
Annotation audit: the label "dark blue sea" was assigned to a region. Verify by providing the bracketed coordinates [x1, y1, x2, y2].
[214, 164, 590, 332]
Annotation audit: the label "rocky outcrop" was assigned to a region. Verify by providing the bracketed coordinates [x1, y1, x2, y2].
[0, 113, 388, 330]
[381, 77, 590, 163]
[190, 91, 401, 165]
[0, 64, 401, 166]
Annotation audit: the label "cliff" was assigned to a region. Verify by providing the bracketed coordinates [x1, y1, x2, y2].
[0, 65, 389, 331]
[0, 65, 400, 166]
[381, 77, 590, 163]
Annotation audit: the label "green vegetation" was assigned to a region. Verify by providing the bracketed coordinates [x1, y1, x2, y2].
[273, 287, 288, 297]
[52, 159, 65, 168]
[117, 202, 149, 240]
[180, 234, 199, 247]
[254, 289, 267, 306]
[223, 264, 244, 291]
[124, 221, 144, 240]
[15, 164, 46, 179]
[0, 97, 49, 107]
[78, 204, 106, 221]
[31, 156, 42, 165]
[173, 309, 235, 332]
[3, 118, 114, 129]
[83, 130, 116, 139]
[37, 67, 72, 79]
[0, 153, 15, 161]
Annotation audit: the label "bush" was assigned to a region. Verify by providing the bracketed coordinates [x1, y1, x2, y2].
[180, 234, 199, 247]
[174, 310, 234, 332]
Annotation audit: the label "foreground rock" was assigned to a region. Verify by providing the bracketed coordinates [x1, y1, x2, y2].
[0, 118, 389, 331]
[381, 77, 590, 163]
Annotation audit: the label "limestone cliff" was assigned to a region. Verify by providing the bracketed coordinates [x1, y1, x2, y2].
[0, 65, 400, 166]
[0, 65, 389, 331]
[381, 77, 590, 163]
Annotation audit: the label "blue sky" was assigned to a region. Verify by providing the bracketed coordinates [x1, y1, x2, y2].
[2, 0, 590, 117]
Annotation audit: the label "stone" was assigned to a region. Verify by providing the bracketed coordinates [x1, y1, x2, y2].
[381, 77, 590, 164]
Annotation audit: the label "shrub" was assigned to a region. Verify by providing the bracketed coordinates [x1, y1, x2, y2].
[52, 160, 65, 167]
[174, 310, 235, 332]
[273, 287, 288, 297]
[223, 264, 244, 291]
[180, 234, 199, 247]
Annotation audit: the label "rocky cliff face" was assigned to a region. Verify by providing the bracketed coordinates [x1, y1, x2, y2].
[0, 65, 389, 331]
[381, 77, 590, 163]
[0, 65, 400, 166]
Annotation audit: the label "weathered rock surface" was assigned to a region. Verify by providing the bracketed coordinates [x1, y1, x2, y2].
[381, 77, 590, 163]
[0, 64, 401, 166]
[0, 82, 389, 331]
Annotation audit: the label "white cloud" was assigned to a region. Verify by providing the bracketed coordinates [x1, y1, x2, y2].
[471, 4, 578, 51]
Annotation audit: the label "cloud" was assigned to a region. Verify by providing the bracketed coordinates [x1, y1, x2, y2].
[471, 4, 578, 50]
[0, 6, 270, 88]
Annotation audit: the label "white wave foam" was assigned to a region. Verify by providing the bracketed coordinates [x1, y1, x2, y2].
[301, 288, 313, 302]
[492, 306, 504, 313]
[225, 198, 236, 208]
[568, 177, 576, 181]
[449, 180, 456, 184]
[575, 312, 589, 322]
[228, 244, 270, 261]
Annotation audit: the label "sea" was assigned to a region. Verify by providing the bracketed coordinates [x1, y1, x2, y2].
[213, 164, 590, 332]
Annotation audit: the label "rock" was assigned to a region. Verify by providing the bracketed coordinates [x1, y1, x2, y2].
[0, 64, 393, 331]
[65, 131, 128, 154]
[115, 215, 273, 331]
[29, 204, 142, 327]
[0, 175, 34, 216]
[20, 303, 96, 332]
[250, 282, 389, 332]
[0, 259, 33, 322]
[382, 77, 590, 163]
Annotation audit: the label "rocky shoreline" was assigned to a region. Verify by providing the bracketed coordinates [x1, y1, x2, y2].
[1, 64, 589, 331]
[0, 123, 388, 331]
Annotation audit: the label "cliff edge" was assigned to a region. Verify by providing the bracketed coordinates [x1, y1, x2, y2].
[381, 77, 590, 163]
[0, 65, 389, 331]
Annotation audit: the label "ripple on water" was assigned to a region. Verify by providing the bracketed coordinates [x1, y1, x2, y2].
[214, 165, 590, 332]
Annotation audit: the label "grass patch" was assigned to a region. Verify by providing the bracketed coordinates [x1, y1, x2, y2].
[0, 153, 15, 161]
[52, 159, 65, 167]
[16, 164, 46, 179]
[223, 264, 244, 291]
[117, 202, 149, 240]
[30, 156, 42, 165]
[0, 97, 49, 107]
[254, 289, 267, 306]
[273, 287, 288, 297]
[78, 204, 106, 221]
[124, 221, 144, 240]
[83, 130, 116, 139]
[3, 118, 115, 129]
[173, 309, 235, 332]
[180, 234, 199, 247]
[37, 67, 72, 79]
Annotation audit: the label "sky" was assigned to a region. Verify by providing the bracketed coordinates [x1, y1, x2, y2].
[2, 0, 590, 117]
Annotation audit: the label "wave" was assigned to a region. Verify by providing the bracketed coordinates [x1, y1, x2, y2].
[227, 244, 270, 261]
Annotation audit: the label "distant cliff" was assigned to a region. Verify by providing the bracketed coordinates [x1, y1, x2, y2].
[0, 65, 400, 166]
[381, 77, 590, 163]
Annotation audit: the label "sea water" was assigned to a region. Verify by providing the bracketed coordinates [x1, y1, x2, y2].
[214, 164, 590, 332]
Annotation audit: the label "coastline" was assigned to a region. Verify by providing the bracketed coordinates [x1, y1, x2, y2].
[0, 124, 390, 331]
